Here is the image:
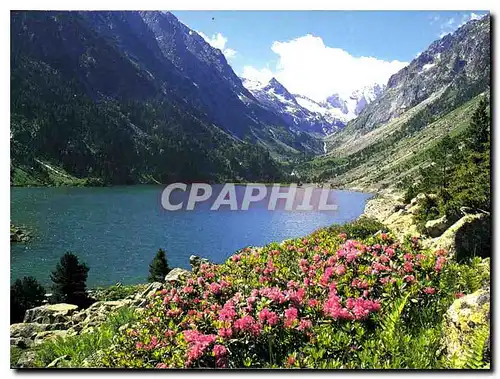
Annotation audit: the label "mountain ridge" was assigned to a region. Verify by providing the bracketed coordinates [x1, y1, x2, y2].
[242, 77, 385, 135]
[299, 15, 490, 190]
[10, 10, 325, 186]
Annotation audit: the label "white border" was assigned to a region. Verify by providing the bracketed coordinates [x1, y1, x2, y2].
[2, 1, 498, 378]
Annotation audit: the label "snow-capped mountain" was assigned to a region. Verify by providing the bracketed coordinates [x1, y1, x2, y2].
[295, 94, 350, 126]
[294, 84, 386, 126]
[242, 77, 340, 135]
[242, 76, 386, 135]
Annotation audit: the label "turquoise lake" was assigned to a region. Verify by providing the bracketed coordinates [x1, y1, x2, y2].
[11, 185, 372, 287]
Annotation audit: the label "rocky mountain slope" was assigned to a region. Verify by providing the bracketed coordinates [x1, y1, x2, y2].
[242, 77, 341, 135]
[323, 83, 386, 122]
[10, 11, 322, 186]
[302, 15, 490, 190]
[325, 15, 490, 155]
[243, 77, 385, 136]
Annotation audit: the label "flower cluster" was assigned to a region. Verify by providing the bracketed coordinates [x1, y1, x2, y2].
[100, 227, 454, 369]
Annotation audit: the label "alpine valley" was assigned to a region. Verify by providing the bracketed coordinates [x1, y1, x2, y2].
[10, 11, 492, 370]
[11, 10, 390, 186]
[11, 11, 490, 189]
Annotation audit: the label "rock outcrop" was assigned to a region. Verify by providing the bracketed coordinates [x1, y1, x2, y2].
[24, 303, 79, 324]
[442, 287, 490, 367]
[424, 215, 450, 238]
[363, 192, 425, 240]
[10, 224, 31, 242]
[165, 267, 190, 282]
[426, 213, 490, 260]
[189, 255, 210, 272]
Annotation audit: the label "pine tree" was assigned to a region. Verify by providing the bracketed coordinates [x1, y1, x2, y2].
[421, 134, 457, 196]
[10, 276, 46, 323]
[50, 252, 90, 307]
[466, 97, 490, 152]
[148, 248, 171, 282]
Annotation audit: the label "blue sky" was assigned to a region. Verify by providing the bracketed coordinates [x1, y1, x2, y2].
[172, 10, 488, 100]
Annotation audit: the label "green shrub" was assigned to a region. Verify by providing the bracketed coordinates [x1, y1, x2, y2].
[11, 346, 23, 368]
[10, 276, 46, 323]
[326, 216, 388, 240]
[32, 306, 137, 368]
[92, 283, 147, 302]
[413, 195, 440, 233]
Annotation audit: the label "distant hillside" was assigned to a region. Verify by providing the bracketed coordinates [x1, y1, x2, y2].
[10, 11, 322, 186]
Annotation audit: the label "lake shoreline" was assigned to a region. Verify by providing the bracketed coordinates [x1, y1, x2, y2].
[11, 185, 373, 287]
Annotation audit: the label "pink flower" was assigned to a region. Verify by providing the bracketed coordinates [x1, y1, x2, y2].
[380, 233, 388, 240]
[380, 277, 390, 285]
[385, 247, 395, 257]
[455, 292, 465, 298]
[286, 355, 296, 367]
[287, 280, 298, 289]
[287, 287, 306, 306]
[231, 254, 241, 262]
[184, 330, 217, 366]
[435, 249, 448, 256]
[404, 275, 415, 283]
[299, 259, 309, 273]
[403, 261, 413, 273]
[323, 294, 352, 320]
[183, 285, 194, 294]
[403, 253, 414, 261]
[435, 256, 447, 272]
[213, 344, 228, 368]
[260, 287, 286, 304]
[372, 262, 390, 273]
[156, 363, 169, 369]
[298, 318, 312, 331]
[327, 256, 337, 266]
[338, 233, 347, 240]
[259, 276, 270, 284]
[308, 299, 319, 308]
[218, 328, 233, 339]
[284, 307, 298, 328]
[218, 301, 237, 322]
[258, 308, 279, 326]
[234, 315, 261, 336]
[351, 278, 369, 289]
[335, 265, 346, 276]
[379, 254, 390, 263]
[423, 287, 436, 295]
[209, 282, 222, 295]
[320, 266, 334, 286]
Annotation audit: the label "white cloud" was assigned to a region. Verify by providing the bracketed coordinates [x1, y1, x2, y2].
[242, 34, 407, 102]
[439, 12, 484, 37]
[196, 31, 236, 59]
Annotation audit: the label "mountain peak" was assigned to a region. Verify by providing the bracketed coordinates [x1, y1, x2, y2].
[268, 77, 282, 87]
[263, 77, 295, 102]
